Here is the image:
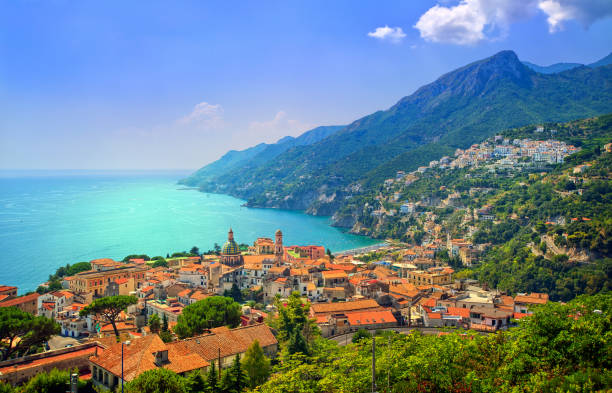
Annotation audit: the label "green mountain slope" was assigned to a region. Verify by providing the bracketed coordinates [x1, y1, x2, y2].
[186, 50, 612, 216]
[522, 60, 582, 74]
[181, 125, 344, 187]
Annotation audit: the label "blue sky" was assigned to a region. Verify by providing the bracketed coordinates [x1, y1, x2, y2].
[1, 0, 611, 170]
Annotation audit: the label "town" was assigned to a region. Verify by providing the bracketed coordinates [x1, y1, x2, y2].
[0, 226, 550, 390]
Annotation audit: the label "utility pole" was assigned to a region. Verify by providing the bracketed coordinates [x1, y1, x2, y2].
[371, 336, 377, 393]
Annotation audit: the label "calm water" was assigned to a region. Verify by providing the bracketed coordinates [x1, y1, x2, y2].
[0, 170, 377, 293]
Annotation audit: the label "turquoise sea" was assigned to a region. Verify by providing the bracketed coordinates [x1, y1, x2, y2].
[0, 170, 377, 293]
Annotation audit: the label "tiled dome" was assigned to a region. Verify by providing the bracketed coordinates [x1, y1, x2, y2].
[222, 240, 239, 255]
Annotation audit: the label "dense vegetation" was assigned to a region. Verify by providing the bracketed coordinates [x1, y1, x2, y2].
[0, 307, 59, 361]
[173, 296, 242, 339]
[5, 292, 608, 392]
[183, 51, 612, 218]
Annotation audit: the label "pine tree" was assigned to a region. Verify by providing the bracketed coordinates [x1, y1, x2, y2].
[220, 354, 247, 393]
[185, 370, 208, 393]
[205, 361, 218, 393]
[162, 313, 169, 332]
[242, 340, 271, 388]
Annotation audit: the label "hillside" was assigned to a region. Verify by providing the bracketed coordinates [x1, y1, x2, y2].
[185, 50, 612, 217]
[180, 125, 344, 187]
[340, 114, 611, 301]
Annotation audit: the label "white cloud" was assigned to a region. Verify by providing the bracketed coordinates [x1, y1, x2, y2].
[414, 0, 537, 45]
[248, 111, 312, 140]
[414, 0, 612, 45]
[367, 26, 407, 43]
[539, 0, 612, 32]
[178, 102, 224, 129]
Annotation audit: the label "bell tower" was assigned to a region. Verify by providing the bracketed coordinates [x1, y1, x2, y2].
[274, 229, 283, 264]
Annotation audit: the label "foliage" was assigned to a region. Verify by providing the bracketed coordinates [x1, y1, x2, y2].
[151, 259, 168, 268]
[351, 328, 372, 343]
[19, 368, 91, 393]
[190, 246, 200, 256]
[122, 254, 150, 262]
[126, 368, 186, 393]
[270, 292, 319, 357]
[0, 307, 60, 360]
[148, 313, 160, 334]
[242, 339, 271, 388]
[223, 284, 243, 303]
[257, 293, 612, 393]
[174, 296, 241, 339]
[184, 370, 208, 393]
[79, 295, 138, 340]
[219, 354, 248, 393]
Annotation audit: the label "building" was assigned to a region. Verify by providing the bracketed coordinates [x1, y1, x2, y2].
[0, 342, 103, 386]
[220, 228, 244, 267]
[514, 293, 549, 314]
[310, 299, 382, 321]
[254, 238, 274, 255]
[69, 264, 148, 298]
[0, 293, 40, 315]
[405, 268, 453, 286]
[89, 335, 210, 391]
[0, 286, 18, 299]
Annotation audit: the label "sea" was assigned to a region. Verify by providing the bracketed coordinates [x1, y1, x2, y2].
[0, 170, 378, 293]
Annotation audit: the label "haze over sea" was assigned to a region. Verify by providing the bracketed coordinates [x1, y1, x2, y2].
[0, 170, 377, 293]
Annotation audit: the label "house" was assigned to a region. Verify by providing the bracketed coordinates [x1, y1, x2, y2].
[178, 265, 209, 288]
[469, 307, 514, 331]
[514, 293, 549, 314]
[89, 334, 210, 391]
[0, 293, 40, 315]
[0, 286, 17, 299]
[310, 299, 382, 321]
[321, 270, 348, 287]
[320, 309, 397, 337]
[0, 342, 103, 386]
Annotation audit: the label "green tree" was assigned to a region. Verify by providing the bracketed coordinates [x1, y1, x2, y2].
[220, 354, 248, 393]
[0, 382, 14, 393]
[152, 259, 169, 268]
[148, 313, 161, 334]
[190, 246, 200, 256]
[272, 292, 318, 356]
[162, 313, 169, 332]
[351, 328, 372, 343]
[242, 339, 271, 388]
[184, 370, 208, 393]
[19, 368, 90, 393]
[122, 254, 150, 262]
[174, 296, 241, 339]
[326, 248, 334, 261]
[0, 307, 59, 360]
[79, 295, 138, 341]
[205, 361, 219, 393]
[126, 368, 186, 393]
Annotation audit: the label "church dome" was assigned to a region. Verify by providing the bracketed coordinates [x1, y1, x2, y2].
[222, 240, 239, 255]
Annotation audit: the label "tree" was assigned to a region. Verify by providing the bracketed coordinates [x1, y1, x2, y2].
[79, 295, 138, 341]
[149, 314, 161, 334]
[184, 370, 208, 393]
[0, 307, 59, 360]
[272, 292, 318, 356]
[20, 368, 90, 393]
[174, 296, 241, 339]
[152, 259, 168, 268]
[126, 368, 186, 393]
[205, 361, 218, 393]
[242, 339, 271, 388]
[352, 328, 372, 343]
[220, 354, 248, 393]
[326, 248, 334, 261]
[190, 246, 200, 256]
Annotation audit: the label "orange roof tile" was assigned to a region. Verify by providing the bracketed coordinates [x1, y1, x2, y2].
[0, 293, 39, 308]
[346, 309, 396, 326]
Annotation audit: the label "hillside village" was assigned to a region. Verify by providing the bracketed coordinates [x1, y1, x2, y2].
[0, 118, 610, 391]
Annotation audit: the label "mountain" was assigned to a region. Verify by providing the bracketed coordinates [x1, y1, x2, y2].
[185, 50, 612, 217]
[588, 52, 612, 68]
[181, 125, 344, 186]
[522, 61, 582, 74]
[522, 52, 612, 74]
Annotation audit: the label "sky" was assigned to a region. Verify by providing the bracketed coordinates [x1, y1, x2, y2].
[1, 0, 611, 170]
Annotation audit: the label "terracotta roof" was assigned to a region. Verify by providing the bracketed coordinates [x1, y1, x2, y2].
[514, 293, 549, 305]
[243, 255, 275, 263]
[115, 278, 129, 284]
[0, 293, 39, 308]
[513, 312, 530, 319]
[310, 299, 380, 315]
[446, 307, 470, 319]
[174, 324, 277, 362]
[322, 270, 348, 279]
[346, 309, 396, 326]
[0, 344, 102, 375]
[0, 286, 17, 292]
[427, 312, 442, 320]
[90, 335, 209, 381]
